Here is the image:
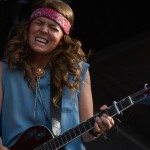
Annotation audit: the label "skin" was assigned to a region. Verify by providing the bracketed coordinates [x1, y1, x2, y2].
[28, 17, 64, 67]
[79, 70, 114, 142]
[0, 17, 114, 149]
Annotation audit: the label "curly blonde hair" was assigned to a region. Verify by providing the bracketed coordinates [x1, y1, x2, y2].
[4, 0, 90, 106]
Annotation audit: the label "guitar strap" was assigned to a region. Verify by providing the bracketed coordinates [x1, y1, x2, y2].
[50, 78, 62, 137]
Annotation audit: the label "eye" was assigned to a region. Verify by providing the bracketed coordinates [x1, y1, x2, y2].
[33, 19, 43, 25]
[51, 27, 59, 32]
[34, 20, 42, 25]
[49, 26, 59, 31]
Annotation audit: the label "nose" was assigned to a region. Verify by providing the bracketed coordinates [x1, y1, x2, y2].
[40, 25, 49, 34]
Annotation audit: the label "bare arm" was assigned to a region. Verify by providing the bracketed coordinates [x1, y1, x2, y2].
[79, 70, 114, 142]
[79, 70, 93, 123]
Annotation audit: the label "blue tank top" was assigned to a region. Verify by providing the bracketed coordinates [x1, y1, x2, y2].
[1, 61, 89, 150]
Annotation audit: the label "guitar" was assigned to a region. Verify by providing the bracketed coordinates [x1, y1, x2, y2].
[8, 84, 150, 150]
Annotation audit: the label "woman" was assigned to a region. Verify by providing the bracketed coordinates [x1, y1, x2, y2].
[0, 0, 114, 149]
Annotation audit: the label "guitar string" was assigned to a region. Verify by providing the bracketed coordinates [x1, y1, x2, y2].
[34, 86, 150, 150]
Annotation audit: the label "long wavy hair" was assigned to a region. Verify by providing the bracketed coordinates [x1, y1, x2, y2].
[4, 0, 90, 106]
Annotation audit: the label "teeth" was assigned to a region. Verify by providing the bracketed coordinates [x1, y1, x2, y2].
[36, 37, 48, 44]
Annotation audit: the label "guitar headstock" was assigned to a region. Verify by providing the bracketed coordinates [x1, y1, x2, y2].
[143, 84, 150, 94]
[132, 84, 150, 105]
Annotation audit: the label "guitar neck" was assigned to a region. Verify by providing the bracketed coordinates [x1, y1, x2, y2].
[46, 96, 134, 149]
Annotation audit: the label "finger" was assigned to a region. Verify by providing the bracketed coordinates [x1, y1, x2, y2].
[100, 115, 114, 129]
[95, 117, 107, 131]
[99, 105, 107, 111]
[102, 113, 114, 125]
[93, 120, 101, 133]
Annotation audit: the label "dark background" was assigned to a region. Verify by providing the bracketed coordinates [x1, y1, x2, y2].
[1, 1, 150, 150]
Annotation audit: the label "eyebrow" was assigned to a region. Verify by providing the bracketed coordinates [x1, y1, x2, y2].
[35, 18, 59, 26]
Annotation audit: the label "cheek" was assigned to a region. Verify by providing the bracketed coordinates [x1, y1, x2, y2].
[28, 25, 37, 36]
[28, 32, 32, 45]
[28, 28, 36, 42]
[49, 34, 61, 45]
[53, 33, 63, 43]
[49, 29, 63, 40]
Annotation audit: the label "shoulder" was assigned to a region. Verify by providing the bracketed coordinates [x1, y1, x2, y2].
[80, 61, 90, 68]
[80, 61, 90, 80]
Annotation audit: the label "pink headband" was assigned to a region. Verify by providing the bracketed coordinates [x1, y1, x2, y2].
[30, 8, 71, 35]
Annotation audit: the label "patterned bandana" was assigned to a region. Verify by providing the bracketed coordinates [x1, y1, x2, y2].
[30, 8, 71, 35]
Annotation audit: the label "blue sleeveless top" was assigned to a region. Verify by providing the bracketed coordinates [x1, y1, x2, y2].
[1, 61, 89, 150]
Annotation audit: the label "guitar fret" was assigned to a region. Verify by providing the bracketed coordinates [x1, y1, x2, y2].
[78, 123, 86, 133]
[83, 122, 86, 131]
[56, 136, 64, 147]
[107, 105, 116, 117]
[68, 126, 82, 139]
[73, 127, 77, 137]
[64, 131, 72, 142]
[61, 133, 68, 144]
[82, 119, 94, 132]
[87, 119, 93, 129]
[62, 126, 89, 146]
[117, 101, 123, 111]
[50, 139, 57, 150]
[74, 125, 81, 136]
[69, 128, 76, 139]
[52, 138, 60, 149]
[119, 98, 133, 111]
[60, 121, 93, 147]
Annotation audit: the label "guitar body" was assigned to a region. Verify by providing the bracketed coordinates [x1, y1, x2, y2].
[8, 125, 64, 150]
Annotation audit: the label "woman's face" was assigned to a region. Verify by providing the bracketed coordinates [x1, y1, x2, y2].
[28, 17, 63, 55]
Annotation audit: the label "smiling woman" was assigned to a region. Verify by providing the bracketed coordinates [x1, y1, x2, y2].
[0, 0, 115, 150]
[28, 17, 64, 57]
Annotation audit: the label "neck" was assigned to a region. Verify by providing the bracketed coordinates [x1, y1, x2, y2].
[31, 54, 50, 68]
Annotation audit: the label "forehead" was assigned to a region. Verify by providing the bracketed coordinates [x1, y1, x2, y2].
[34, 16, 60, 27]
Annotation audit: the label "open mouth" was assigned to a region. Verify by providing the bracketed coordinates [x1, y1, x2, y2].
[35, 37, 48, 45]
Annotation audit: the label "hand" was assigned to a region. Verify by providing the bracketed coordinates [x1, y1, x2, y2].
[93, 105, 114, 135]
